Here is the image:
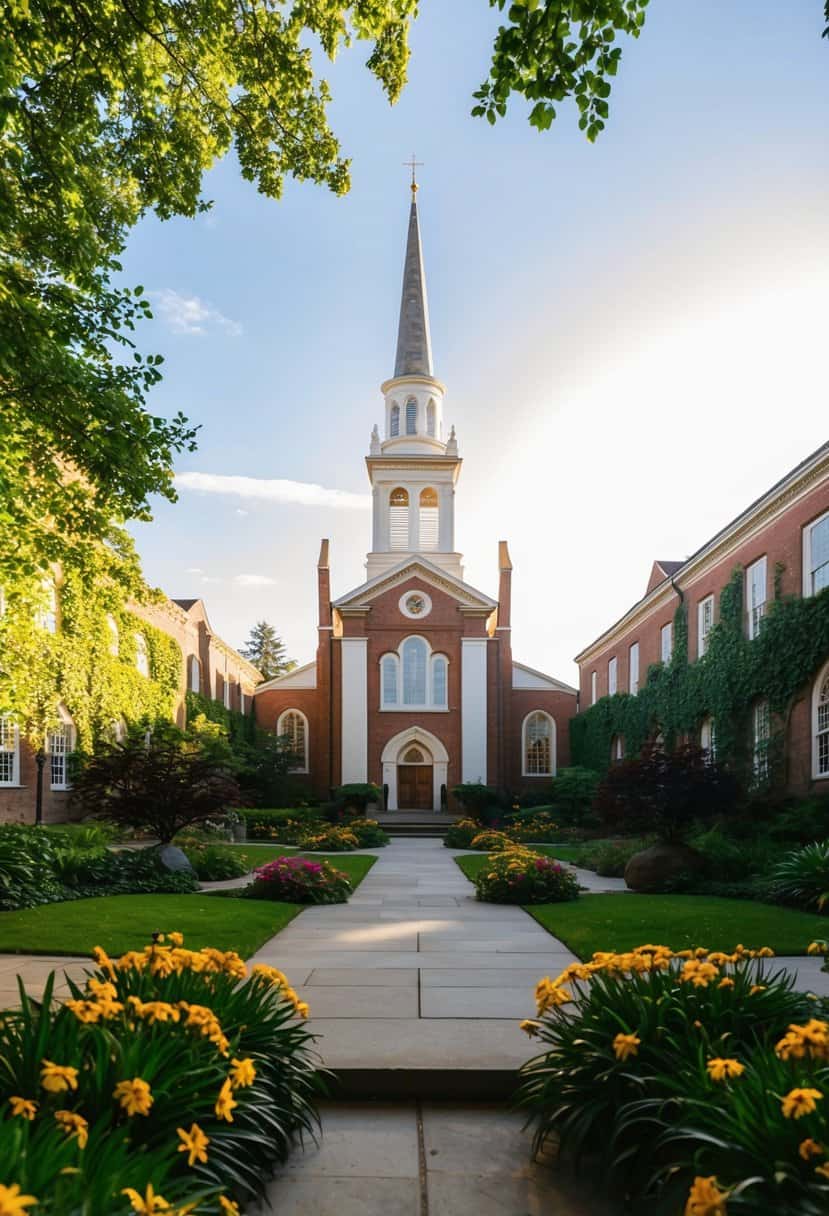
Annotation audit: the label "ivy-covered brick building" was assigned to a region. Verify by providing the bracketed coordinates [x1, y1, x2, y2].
[572, 441, 829, 796]
[0, 581, 261, 826]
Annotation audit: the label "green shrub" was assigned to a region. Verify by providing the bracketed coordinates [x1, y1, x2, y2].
[451, 782, 498, 813]
[687, 823, 778, 882]
[443, 818, 481, 849]
[770, 841, 829, 912]
[572, 837, 652, 876]
[517, 944, 820, 1212]
[334, 783, 381, 811]
[237, 807, 318, 841]
[182, 844, 251, 882]
[548, 767, 601, 824]
[299, 824, 360, 851]
[765, 794, 829, 844]
[474, 847, 579, 905]
[249, 856, 351, 904]
[346, 819, 389, 847]
[469, 829, 513, 852]
[0, 934, 320, 1213]
[509, 813, 560, 843]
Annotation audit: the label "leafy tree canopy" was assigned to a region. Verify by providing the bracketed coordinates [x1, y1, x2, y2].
[240, 620, 296, 680]
[1, 0, 417, 580]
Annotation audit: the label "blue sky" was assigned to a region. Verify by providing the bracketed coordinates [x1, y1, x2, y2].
[126, 1, 829, 683]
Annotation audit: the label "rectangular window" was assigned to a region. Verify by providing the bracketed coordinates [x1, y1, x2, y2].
[0, 717, 17, 786]
[818, 697, 829, 777]
[753, 700, 770, 783]
[805, 512, 829, 596]
[608, 657, 617, 696]
[405, 399, 417, 435]
[661, 622, 673, 663]
[382, 657, 398, 706]
[629, 642, 640, 695]
[698, 595, 714, 657]
[432, 658, 447, 707]
[389, 506, 409, 550]
[590, 671, 597, 705]
[49, 725, 70, 790]
[746, 556, 767, 640]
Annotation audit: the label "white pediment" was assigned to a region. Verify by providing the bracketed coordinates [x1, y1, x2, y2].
[254, 660, 317, 693]
[512, 661, 578, 695]
[333, 556, 497, 613]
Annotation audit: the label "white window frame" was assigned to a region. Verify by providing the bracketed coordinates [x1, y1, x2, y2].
[135, 633, 150, 677]
[746, 556, 767, 640]
[389, 487, 410, 551]
[390, 402, 400, 437]
[36, 578, 58, 634]
[608, 657, 617, 696]
[380, 638, 449, 711]
[590, 671, 597, 705]
[813, 660, 829, 781]
[0, 716, 20, 787]
[522, 711, 556, 777]
[277, 709, 309, 773]
[629, 642, 640, 695]
[106, 614, 119, 656]
[223, 675, 231, 710]
[48, 707, 75, 791]
[405, 397, 417, 435]
[700, 715, 716, 761]
[426, 399, 436, 437]
[752, 700, 770, 784]
[610, 733, 623, 763]
[803, 509, 829, 598]
[698, 595, 714, 658]
[418, 488, 439, 552]
[661, 622, 673, 664]
[188, 655, 201, 694]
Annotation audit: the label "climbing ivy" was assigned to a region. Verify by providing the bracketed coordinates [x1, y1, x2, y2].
[185, 691, 257, 751]
[571, 571, 829, 788]
[0, 552, 182, 751]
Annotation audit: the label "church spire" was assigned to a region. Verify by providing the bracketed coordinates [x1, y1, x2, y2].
[394, 171, 433, 379]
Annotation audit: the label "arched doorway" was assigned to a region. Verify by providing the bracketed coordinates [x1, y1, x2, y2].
[380, 727, 449, 811]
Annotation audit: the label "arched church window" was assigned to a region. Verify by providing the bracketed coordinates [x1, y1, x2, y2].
[277, 709, 308, 773]
[381, 654, 399, 707]
[405, 397, 417, 435]
[389, 487, 409, 550]
[814, 663, 829, 778]
[390, 402, 400, 437]
[188, 655, 201, 694]
[523, 711, 555, 776]
[426, 400, 436, 437]
[432, 655, 447, 707]
[419, 488, 439, 551]
[403, 747, 425, 763]
[402, 637, 428, 705]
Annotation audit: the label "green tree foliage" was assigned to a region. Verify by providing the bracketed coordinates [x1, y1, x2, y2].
[1, 0, 417, 579]
[240, 620, 296, 680]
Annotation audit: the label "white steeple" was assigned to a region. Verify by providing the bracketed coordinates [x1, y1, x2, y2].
[365, 181, 463, 580]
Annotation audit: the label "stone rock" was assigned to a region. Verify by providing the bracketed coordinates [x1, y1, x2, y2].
[158, 844, 195, 874]
[624, 842, 703, 893]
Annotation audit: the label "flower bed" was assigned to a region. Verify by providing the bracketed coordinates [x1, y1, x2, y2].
[444, 818, 481, 848]
[475, 846, 579, 905]
[469, 830, 513, 852]
[518, 943, 829, 1214]
[240, 813, 387, 851]
[248, 856, 352, 904]
[0, 935, 319, 1214]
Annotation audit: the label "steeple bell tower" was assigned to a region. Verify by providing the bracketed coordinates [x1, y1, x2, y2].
[366, 182, 463, 580]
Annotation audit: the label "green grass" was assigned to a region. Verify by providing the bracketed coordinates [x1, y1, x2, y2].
[221, 848, 376, 886]
[0, 894, 302, 958]
[527, 894, 829, 958]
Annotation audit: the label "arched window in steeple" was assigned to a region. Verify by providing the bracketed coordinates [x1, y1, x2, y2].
[419, 488, 439, 551]
[389, 487, 409, 550]
[405, 397, 417, 435]
[426, 400, 436, 437]
[390, 402, 400, 437]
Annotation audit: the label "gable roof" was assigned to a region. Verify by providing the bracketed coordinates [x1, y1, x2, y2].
[255, 660, 317, 694]
[512, 661, 578, 696]
[333, 555, 497, 615]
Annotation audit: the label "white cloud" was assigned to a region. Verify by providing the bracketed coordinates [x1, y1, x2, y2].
[151, 289, 242, 337]
[235, 508, 249, 518]
[186, 566, 204, 574]
[175, 471, 370, 511]
[234, 574, 277, 587]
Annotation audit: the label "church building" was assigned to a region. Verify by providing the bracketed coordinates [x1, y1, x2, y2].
[254, 187, 577, 810]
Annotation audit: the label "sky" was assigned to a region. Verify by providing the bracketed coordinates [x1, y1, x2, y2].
[125, 1, 829, 685]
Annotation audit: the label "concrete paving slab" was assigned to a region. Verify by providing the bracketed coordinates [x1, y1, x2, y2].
[273, 1102, 419, 1178]
[427, 1171, 614, 1216]
[300, 986, 418, 1018]
[307, 968, 419, 987]
[306, 1018, 534, 1071]
[257, 1175, 420, 1216]
[417, 937, 556, 953]
[420, 969, 546, 989]
[420, 987, 536, 1019]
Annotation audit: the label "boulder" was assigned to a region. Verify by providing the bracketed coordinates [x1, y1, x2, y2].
[624, 842, 704, 893]
[158, 844, 195, 874]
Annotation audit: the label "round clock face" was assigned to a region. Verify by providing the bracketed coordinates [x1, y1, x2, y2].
[399, 590, 432, 619]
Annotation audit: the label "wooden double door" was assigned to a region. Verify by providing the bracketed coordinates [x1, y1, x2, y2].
[397, 764, 434, 810]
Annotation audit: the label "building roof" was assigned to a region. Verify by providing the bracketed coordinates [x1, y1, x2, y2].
[394, 196, 433, 378]
[655, 560, 684, 578]
[575, 438, 829, 664]
[172, 598, 199, 611]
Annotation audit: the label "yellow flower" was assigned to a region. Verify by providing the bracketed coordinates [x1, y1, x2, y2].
[815, 1162, 829, 1180]
[717, 977, 735, 989]
[798, 1137, 823, 1161]
[706, 1058, 745, 1082]
[55, 1110, 88, 1149]
[169, 932, 184, 946]
[749, 985, 766, 996]
[177, 1122, 210, 1167]
[684, 1174, 729, 1215]
[121, 1184, 170, 1213]
[757, 946, 775, 958]
[9, 1096, 37, 1121]
[229, 1058, 256, 1089]
[613, 1033, 641, 1062]
[0, 1184, 38, 1215]
[219, 1198, 240, 1215]
[520, 1020, 541, 1037]
[40, 1061, 78, 1094]
[92, 946, 116, 978]
[87, 978, 118, 1001]
[114, 1078, 154, 1117]
[807, 941, 826, 956]
[215, 1078, 238, 1123]
[680, 960, 719, 988]
[781, 1087, 823, 1119]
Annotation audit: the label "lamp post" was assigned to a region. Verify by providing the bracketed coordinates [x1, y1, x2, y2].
[34, 750, 46, 825]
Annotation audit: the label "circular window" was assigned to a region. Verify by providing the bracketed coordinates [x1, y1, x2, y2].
[399, 590, 432, 620]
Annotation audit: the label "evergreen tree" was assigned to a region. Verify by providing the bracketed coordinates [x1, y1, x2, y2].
[241, 621, 296, 681]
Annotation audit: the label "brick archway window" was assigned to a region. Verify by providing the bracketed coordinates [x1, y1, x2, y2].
[522, 711, 555, 777]
[277, 709, 308, 773]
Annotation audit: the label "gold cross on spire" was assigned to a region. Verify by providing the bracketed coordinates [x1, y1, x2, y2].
[403, 153, 423, 197]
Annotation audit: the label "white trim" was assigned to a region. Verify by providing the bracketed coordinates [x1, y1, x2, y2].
[255, 660, 317, 692]
[341, 638, 368, 783]
[333, 554, 497, 613]
[380, 726, 449, 811]
[521, 710, 557, 777]
[660, 622, 673, 664]
[0, 716, 20, 787]
[608, 656, 617, 696]
[188, 655, 201, 694]
[697, 595, 714, 658]
[512, 661, 578, 695]
[461, 638, 488, 783]
[48, 705, 75, 791]
[813, 659, 829, 781]
[803, 508, 829, 598]
[629, 642, 640, 695]
[746, 555, 767, 640]
[591, 671, 597, 706]
[380, 636, 449, 710]
[277, 708, 309, 773]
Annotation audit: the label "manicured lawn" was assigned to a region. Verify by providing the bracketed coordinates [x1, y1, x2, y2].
[0, 894, 302, 958]
[527, 893, 829, 958]
[193, 844, 379, 879]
